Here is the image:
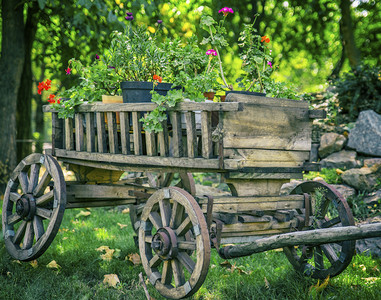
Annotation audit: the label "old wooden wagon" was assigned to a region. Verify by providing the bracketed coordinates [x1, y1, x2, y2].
[2, 93, 381, 299]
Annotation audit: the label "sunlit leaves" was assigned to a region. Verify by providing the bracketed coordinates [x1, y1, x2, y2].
[103, 274, 120, 287]
[46, 260, 61, 270]
[126, 253, 141, 265]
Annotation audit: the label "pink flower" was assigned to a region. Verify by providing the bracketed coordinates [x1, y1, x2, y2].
[267, 61, 272, 68]
[65, 67, 71, 75]
[206, 49, 217, 56]
[218, 7, 234, 17]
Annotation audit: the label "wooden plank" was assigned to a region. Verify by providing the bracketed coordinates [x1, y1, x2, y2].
[66, 199, 136, 209]
[43, 102, 242, 113]
[145, 131, 157, 156]
[158, 121, 169, 157]
[64, 118, 74, 150]
[221, 219, 298, 233]
[107, 112, 118, 154]
[85, 113, 95, 152]
[132, 112, 142, 155]
[201, 111, 212, 158]
[225, 172, 303, 180]
[225, 93, 309, 108]
[224, 149, 310, 163]
[221, 228, 291, 238]
[198, 195, 304, 204]
[75, 113, 84, 151]
[185, 112, 197, 158]
[96, 112, 107, 153]
[120, 112, 131, 155]
[52, 113, 63, 152]
[225, 179, 289, 196]
[170, 112, 182, 157]
[67, 184, 139, 199]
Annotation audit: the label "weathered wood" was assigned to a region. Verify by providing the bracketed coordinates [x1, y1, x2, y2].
[119, 112, 131, 155]
[64, 118, 74, 150]
[43, 102, 242, 113]
[238, 215, 273, 223]
[308, 109, 326, 119]
[170, 112, 183, 157]
[226, 172, 303, 180]
[198, 195, 304, 204]
[201, 111, 212, 158]
[75, 113, 84, 151]
[68, 165, 123, 183]
[85, 113, 95, 152]
[96, 112, 107, 153]
[220, 228, 291, 238]
[107, 112, 118, 154]
[225, 93, 309, 108]
[66, 199, 135, 209]
[145, 130, 157, 156]
[202, 201, 303, 214]
[52, 113, 63, 153]
[185, 112, 197, 158]
[132, 112, 143, 155]
[220, 223, 381, 258]
[225, 179, 290, 196]
[158, 121, 169, 157]
[221, 219, 298, 233]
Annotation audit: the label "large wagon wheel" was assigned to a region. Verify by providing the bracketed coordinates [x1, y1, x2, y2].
[130, 172, 196, 234]
[2, 153, 66, 261]
[283, 181, 355, 279]
[139, 187, 210, 299]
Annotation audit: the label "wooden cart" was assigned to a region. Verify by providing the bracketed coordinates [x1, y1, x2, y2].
[2, 93, 381, 299]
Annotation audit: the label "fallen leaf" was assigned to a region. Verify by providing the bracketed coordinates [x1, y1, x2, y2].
[309, 276, 330, 294]
[117, 222, 128, 229]
[122, 208, 130, 214]
[127, 253, 141, 265]
[361, 277, 379, 284]
[103, 274, 120, 287]
[101, 249, 115, 261]
[46, 260, 61, 270]
[63, 237, 68, 240]
[359, 264, 367, 272]
[264, 277, 270, 289]
[30, 260, 38, 269]
[219, 260, 232, 269]
[75, 210, 91, 218]
[96, 246, 111, 252]
[7, 272, 12, 277]
[12, 260, 21, 265]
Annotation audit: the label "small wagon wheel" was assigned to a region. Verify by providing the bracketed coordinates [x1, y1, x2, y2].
[139, 187, 210, 299]
[2, 153, 66, 261]
[283, 181, 355, 279]
[130, 172, 196, 234]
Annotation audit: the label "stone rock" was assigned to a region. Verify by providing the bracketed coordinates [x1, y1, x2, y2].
[331, 184, 357, 200]
[279, 180, 304, 195]
[363, 189, 381, 206]
[318, 132, 347, 158]
[341, 163, 381, 191]
[356, 217, 381, 259]
[195, 184, 231, 197]
[363, 158, 381, 168]
[347, 110, 381, 157]
[320, 150, 360, 170]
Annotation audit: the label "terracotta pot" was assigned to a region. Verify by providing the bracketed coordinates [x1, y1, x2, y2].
[203, 91, 215, 101]
[102, 95, 123, 123]
[219, 95, 226, 102]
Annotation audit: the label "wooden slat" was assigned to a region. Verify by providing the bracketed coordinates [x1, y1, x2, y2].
[85, 113, 95, 152]
[75, 113, 84, 151]
[107, 112, 118, 154]
[185, 112, 197, 158]
[132, 112, 142, 155]
[66, 199, 136, 209]
[225, 93, 309, 108]
[43, 102, 242, 113]
[145, 131, 157, 156]
[158, 121, 169, 157]
[52, 113, 63, 152]
[96, 112, 107, 153]
[64, 118, 74, 150]
[201, 111, 212, 158]
[198, 195, 304, 204]
[120, 112, 131, 155]
[170, 112, 182, 157]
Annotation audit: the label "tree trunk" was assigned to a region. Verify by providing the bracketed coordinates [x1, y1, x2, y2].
[0, 0, 25, 192]
[340, 0, 361, 68]
[16, 3, 39, 163]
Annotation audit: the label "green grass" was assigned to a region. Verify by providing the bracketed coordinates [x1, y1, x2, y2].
[1, 206, 380, 300]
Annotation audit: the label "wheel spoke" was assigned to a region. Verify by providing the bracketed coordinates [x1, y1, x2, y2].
[321, 217, 341, 228]
[321, 244, 339, 264]
[159, 199, 171, 228]
[169, 201, 184, 229]
[314, 246, 324, 270]
[178, 241, 196, 251]
[33, 216, 45, 241]
[22, 222, 34, 249]
[144, 235, 153, 243]
[149, 254, 162, 268]
[175, 216, 192, 237]
[9, 192, 21, 203]
[13, 221, 27, 244]
[149, 211, 163, 230]
[35, 207, 52, 220]
[177, 252, 195, 274]
[161, 261, 173, 285]
[18, 172, 29, 194]
[27, 164, 41, 194]
[35, 190, 54, 206]
[171, 259, 185, 287]
[33, 170, 52, 197]
[7, 213, 22, 226]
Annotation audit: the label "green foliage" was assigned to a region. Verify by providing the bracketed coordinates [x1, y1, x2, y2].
[331, 64, 381, 121]
[304, 168, 343, 184]
[346, 192, 381, 221]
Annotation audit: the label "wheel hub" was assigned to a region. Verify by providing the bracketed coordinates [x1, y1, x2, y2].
[151, 227, 178, 260]
[16, 194, 36, 221]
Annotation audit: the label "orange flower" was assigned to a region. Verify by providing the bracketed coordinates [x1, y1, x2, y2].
[153, 74, 162, 83]
[261, 36, 270, 43]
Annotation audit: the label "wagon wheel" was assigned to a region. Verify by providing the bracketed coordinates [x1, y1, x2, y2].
[283, 181, 355, 279]
[139, 187, 210, 299]
[2, 153, 66, 261]
[130, 172, 196, 234]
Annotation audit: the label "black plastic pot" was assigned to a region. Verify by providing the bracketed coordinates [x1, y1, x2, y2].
[120, 81, 174, 103]
[225, 90, 266, 97]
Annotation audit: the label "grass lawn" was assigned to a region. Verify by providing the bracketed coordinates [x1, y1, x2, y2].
[1, 206, 380, 300]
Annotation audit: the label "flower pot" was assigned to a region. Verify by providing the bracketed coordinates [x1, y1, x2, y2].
[120, 81, 174, 103]
[203, 91, 215, 101]
[225, 90, 266, 98]
[102, 95, 123, 124]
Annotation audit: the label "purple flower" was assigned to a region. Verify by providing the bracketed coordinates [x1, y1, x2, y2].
[206, 49, 217, 56]
[218, 7, 234, 16]
[126, 12, 133, 17]
[108, 66, 115, 69]
[95, 54, 100, 60]
[125, 16, 134, 21]
[157, 19, 163, 24]
[267, 61, 272, 68]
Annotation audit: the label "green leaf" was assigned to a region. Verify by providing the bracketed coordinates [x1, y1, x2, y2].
[37, 0, 46, 9]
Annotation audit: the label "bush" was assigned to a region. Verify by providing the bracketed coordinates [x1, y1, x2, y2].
[331, 64, 381, 122]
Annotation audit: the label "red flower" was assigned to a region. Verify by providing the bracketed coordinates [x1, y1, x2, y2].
[153, 74, 162, 83]
[37, 79, 52, 94]
[66, 67, 71, 75]
[261, 36, 270, 43]
[48, 94, 56, 104]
